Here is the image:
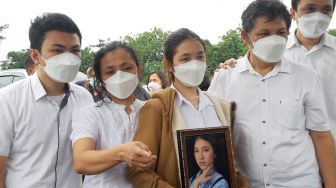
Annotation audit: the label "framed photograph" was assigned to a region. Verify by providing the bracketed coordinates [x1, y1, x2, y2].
[177, 127, 236, 188]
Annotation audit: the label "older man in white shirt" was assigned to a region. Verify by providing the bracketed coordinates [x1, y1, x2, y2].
[0, 13, 93, 188]
[285, 0, 336, 148]
[208, 0, 336, 187]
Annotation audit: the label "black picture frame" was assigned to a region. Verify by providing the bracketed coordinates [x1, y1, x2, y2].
[177, 127, 236, 188]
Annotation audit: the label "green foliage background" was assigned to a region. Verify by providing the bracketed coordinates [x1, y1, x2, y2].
[2, 27, 336, 83]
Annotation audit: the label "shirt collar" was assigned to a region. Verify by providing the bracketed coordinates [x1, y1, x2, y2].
[287, 31, 336, 50]
[170, 84, 213, 110]
[30, 72, 74, 101]
[320, 33, 336, 50]
[235, 55, 249, 73]
[287, 32, 299, 50]
[104, 96, 143, 111]
[236, 54, 291, 75]
[31, 73, 47, 101]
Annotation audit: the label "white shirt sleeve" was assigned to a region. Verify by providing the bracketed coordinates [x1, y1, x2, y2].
[0, 96, 14, 156]
[208, 69, 227, 99]
[70, 105, 99, 144]
[304, 73, 330, 131]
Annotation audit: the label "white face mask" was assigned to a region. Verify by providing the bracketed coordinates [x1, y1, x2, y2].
[297, 12, 331, 38]
[104, 71, 139, 99]
[249, 35, 287, 63]
[39, 52, 81, 83]
[173, 59, 206, 87]
[147, 81, 162, 91]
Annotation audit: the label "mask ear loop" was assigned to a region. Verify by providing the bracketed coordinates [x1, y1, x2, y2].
[247, 34, 257, 44]
[34, 49, 47, 68]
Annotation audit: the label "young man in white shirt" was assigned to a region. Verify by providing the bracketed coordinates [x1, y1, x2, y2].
[208, 0, 336, 187]
[285, 0, 336, 149]
[0, 13, 94, 188]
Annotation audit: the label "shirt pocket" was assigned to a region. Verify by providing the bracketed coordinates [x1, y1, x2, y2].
[275, 99, 305, 131]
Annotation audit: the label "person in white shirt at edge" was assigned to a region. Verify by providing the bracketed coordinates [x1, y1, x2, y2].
[70, 41, 157, 188]
[285, 0, 336, 151]
[208, 0, 336, 187]
[0, 13, 94, 188]
[222, 0, 336, 152]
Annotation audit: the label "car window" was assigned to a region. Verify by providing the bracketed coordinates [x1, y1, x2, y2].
[11, 72, 26, 78]
[13, 75, 25, 82]
[0, 75, 14, 88]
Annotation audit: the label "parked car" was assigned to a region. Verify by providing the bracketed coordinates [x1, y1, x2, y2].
[0, 69, 28, 89]
[0, 69, 87, 89]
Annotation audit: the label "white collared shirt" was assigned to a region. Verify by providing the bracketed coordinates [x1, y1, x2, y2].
[285, 32, 336, 141]
[171, 85, 222, 129]
[0, 73, 94, 188]
[70, 98, 144, 188]
[208, 56, 329, 188]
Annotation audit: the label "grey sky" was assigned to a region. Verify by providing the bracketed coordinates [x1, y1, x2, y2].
[1, 0, 336, 60]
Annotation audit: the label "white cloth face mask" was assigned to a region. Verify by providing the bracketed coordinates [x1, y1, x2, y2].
[173, 59, 206, 87]
[297, 12, 331, 38]
[39, 52, 81, 83]
[249, 35, 287, 63]
[104, 71, 139, 99]
[147, 81, 162, 91]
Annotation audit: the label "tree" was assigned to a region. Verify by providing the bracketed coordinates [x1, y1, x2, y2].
[206, 28, 248, 72]
[0, 24, 9, 41]
[328, 28, 336, 37]
[1, 49, 29, 70]
[80, 47, 95, 73]
[124, 27, 169, 82]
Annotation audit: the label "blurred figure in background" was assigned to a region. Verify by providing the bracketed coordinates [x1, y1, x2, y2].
[146, 70, 168, 95]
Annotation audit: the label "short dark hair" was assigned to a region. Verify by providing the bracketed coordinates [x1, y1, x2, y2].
[164, 28, 205, 81]
[29, 13, 82, 51]
[242, 0, 292, 33]
[291, 0, 336, 11]
[147, 70, 168, 89]
[93, 41, 139, 100]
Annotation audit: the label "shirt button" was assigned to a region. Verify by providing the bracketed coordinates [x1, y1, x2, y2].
[261, 79, 265, 82]
[262, 141, 266, 145]
[262, 99, 266, 102]
[264, 163, 268, 167]
[262, 121, 266, 124]
[266, 183, 270, 186]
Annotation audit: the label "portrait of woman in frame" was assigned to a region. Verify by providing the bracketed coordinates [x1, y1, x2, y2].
[177, 127, 236, 188]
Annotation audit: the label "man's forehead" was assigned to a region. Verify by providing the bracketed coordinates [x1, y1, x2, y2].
[42, 31, 80, 48]
[298, 0, 333, 6]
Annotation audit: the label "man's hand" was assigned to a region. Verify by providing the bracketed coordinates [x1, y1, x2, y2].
[218, 58, 237, 69]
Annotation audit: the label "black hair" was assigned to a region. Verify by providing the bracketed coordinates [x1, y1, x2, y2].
[164, 28, 205, 82]
[242, 0, 292, 33]
[29, 13, 82, 51]
[199, 72, 210, 91]
[291, 0, 336, 11]
[147, 70, 169, 89]
[92, 41, 139, 101]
